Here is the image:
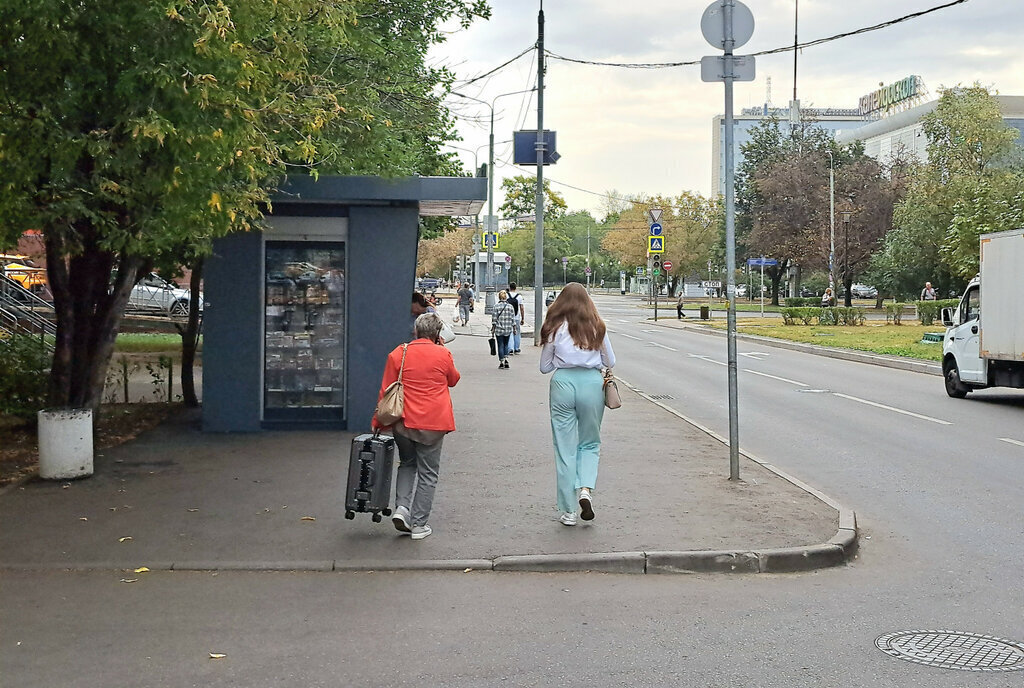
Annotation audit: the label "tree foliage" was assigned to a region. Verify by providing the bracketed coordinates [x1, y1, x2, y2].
[498, 175, 567, 221]
[870, 84, 1023, 295]
[0, 0, 488, 408]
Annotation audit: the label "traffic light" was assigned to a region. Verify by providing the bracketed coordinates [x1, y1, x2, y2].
[652, 255, 662, 272]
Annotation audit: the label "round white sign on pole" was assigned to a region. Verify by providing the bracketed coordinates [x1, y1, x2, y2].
[701, 0, 754, 51]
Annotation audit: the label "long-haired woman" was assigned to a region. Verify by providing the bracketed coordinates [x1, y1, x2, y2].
[539, 282, 616, 526]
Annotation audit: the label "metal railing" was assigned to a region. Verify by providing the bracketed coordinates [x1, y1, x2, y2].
[0, 274, 56, 343]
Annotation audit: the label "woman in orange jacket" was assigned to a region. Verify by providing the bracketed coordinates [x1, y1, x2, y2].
[373, 313, 460, 540]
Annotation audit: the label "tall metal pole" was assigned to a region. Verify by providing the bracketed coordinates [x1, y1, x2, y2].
[828, 150, 835, 291]
[533, 2, 545, 345]
[723, 0, 741, 481]
[485, 107, 496, 313]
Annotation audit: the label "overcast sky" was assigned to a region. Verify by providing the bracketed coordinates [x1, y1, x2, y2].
[428, 0, 1024, 218]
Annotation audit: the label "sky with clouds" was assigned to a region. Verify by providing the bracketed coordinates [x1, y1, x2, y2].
[428, 0, 1024, 218]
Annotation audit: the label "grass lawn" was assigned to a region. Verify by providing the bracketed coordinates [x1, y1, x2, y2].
[115, 333, 202, 353]
[708, 320, 944, 361]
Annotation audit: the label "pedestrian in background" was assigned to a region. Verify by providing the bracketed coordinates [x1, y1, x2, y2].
[491, 290, 517, 369]
[921, 281, 936, 300]
[539, 282, 615, 526]
[457, 283, 473, 327]
[507, 282, 523, 355]
[821, 287, 836, 308]
[372, 313, 460, 541]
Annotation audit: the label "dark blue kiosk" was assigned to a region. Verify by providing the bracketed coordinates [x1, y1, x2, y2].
[201, 176, 485, 432]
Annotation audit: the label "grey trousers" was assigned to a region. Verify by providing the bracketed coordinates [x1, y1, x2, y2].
[393, 429, 445, 527]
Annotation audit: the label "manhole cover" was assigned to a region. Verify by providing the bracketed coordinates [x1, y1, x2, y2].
[795, 388, 831, 393]
[876, 631, 1024, 672]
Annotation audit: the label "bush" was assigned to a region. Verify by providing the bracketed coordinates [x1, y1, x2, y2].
[0, 334, 50, 419]
[785, 297, 812, 307]
[819, 307, 866, 326]
[885, 303, 907, 325]
[916, 299, 958, 325]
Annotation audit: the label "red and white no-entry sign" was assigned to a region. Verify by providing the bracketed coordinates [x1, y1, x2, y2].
[662, 260, 674, 271]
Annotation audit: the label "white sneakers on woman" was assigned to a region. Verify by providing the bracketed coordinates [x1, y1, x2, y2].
[559, 512, 578, 526]
[578, 488, 594, 521]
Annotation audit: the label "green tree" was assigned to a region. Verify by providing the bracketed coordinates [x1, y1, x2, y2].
[498, 175, 567, 221]
[872, 84, 1022, 296]
[0, 0, 488, 409]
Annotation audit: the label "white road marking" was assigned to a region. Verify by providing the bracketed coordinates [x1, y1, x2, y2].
[618, 333, 643, 341]
[999, 438, 1024, 448]
[738, 352, 770, 360]
[642, 329, 658, 333]
[618, 319, 630, 323]
[743, 369, 808, 386]
[688, 354, 727, 366]
[832, 393, 953, 425]
[649, 342, 678, 351]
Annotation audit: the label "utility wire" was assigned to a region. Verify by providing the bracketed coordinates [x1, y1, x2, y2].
[546, 0, 971, 69]
[455, 45, 536, 86]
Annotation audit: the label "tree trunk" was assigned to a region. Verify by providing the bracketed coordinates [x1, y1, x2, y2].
[844, 276, 854, 307]
[45, 228, 142, 411]
[177, 258, 204, 408]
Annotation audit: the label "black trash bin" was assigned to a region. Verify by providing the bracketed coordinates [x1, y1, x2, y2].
[699, 305, 710, 320]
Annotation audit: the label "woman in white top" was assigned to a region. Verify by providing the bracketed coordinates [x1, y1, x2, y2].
[539, 282, 616, 526]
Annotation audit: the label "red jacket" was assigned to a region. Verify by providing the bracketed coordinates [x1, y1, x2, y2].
[373, 339, 460, 432]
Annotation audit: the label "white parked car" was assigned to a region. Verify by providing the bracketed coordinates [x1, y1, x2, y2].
[127, 273, 203, 317]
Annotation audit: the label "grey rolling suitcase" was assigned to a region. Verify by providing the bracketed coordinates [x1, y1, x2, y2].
[344, 432, 395, 522]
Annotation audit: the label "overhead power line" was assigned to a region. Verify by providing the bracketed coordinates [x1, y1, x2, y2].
[546, 0, 971, 69]
[455, 45, 536, 86]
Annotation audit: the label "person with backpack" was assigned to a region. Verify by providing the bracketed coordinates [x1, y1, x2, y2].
[507, 282, 523, 355]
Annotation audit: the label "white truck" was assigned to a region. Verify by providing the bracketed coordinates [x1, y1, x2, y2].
[941, 228, 1024, 398]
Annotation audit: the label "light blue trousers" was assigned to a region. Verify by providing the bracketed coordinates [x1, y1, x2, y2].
[549, 367, 605, 513]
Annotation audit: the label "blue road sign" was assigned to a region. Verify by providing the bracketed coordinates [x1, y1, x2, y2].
[649, 222, 663, 236]
[635, 267, 644, 275]
[747, 257, 777, 266]
[648, 236, 665, 253]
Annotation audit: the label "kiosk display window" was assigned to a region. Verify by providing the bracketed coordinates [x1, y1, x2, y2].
[264, 242, 345, 420]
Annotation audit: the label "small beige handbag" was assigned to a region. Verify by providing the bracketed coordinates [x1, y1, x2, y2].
[374, 344, 408, 425]
[603, 368, 622, 409]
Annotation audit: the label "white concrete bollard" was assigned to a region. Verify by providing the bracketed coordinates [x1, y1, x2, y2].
[38, 408, 94, 480]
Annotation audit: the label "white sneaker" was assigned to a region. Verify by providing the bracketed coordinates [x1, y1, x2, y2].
[559, 512, 578, 526]
[579, 488, 594, 521]
[392, 506, 411, 534]
[410, 524, 432, 540]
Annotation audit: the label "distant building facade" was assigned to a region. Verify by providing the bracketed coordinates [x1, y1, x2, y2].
[835, 95, 1024, 164]
[711, 106, 873, 198]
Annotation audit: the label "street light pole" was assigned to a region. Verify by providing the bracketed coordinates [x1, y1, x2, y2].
[451, 88, 535, 313]
[841, 210, 851, 306]
[827, 150, 835, 292]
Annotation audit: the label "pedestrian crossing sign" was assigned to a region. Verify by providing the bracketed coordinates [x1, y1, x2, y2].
[648, 236, 665, 253]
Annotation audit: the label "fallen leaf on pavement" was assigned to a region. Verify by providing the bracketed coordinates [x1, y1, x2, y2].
[118, 536, 133, 543]
[300, 516, 316, 521]
[209, 653, 227, 660]
[464, 568, 473, 573]
[133, 567, 150, 573]
[79, 517, 88, 522]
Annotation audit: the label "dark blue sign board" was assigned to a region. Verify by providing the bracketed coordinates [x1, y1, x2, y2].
[513, 130, 559, 165]
[747, 257, 778, 266]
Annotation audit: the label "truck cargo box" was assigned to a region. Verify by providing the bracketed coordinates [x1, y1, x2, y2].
[980, 228, 1024, 361]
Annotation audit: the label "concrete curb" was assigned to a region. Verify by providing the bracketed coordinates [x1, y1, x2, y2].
[494, 551, 646, 574]
[615, 377, 858, 574]
[651, 319, 942, 376]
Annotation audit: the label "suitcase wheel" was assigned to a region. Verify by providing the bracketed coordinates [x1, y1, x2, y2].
[382, 508, 392, 517]
[371, 512, 382, 523]
[344, 511, 355, 520]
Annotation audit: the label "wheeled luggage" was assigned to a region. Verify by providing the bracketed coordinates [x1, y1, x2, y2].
[344, 433, 395, 522]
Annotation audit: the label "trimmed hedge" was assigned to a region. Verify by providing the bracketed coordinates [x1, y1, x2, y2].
[784, 297, 814, 307]
[885, 303, 907, 324]
[916, 299, 958, 325]
[779, 307, 866, 326]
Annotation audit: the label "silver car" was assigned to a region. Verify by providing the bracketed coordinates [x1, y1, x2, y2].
[127, 273, 203, 317]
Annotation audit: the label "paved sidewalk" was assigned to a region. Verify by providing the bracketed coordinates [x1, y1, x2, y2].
[0, 335, 851, 574]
